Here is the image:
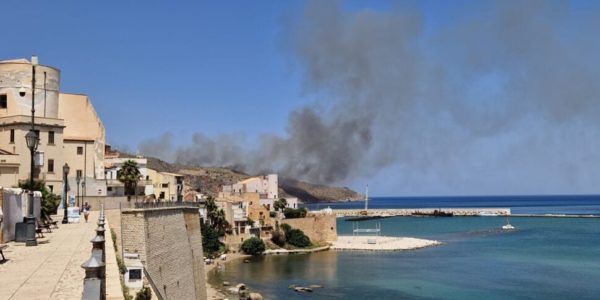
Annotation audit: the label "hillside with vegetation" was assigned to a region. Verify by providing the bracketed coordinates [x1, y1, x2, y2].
[141, 155, 363, 203]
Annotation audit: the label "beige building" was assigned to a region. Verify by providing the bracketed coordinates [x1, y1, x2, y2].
[0, 57, 106, 197]
[222, 174, 278, 199]
[105, 156, 152, 197]
[146, 169, 185, 201]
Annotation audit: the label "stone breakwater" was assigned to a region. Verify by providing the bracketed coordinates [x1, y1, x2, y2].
[332, 236, 441, 251]
[331, 208, 511, 217]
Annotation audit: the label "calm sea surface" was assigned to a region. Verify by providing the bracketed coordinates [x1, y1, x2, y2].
[210, 196, 600, 299]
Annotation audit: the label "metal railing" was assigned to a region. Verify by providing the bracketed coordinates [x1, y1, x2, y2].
[81, 206, 106, 300]
[119, 201, 204, 210]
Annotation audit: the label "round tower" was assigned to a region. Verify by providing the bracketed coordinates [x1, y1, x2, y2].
[0, 57, 61, 119]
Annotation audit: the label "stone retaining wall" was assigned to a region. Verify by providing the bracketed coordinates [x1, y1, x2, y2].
[281, 214, 337, 243]
[121, 207, 206, 300]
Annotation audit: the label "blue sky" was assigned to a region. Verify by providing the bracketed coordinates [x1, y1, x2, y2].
[3, 1, 600, 196]
[2, 1, 308, 145]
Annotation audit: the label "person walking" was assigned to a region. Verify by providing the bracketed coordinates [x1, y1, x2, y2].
[83, 202, 91, 223]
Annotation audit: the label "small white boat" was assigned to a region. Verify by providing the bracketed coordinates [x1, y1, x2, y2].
[502, 216, 515, 230]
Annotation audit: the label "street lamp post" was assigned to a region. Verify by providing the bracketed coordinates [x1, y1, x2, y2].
[24, 131, 39, 246]
[62, 163, 70, 224]
[23, 56, 39, 247]
[82, 180, 86, 208]
[76, 174, 81, 212]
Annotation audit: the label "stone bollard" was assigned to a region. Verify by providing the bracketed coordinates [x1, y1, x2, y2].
[81, 253, 105, 300]
[91, 233, 105, 260]
[97, 216, 105, 230]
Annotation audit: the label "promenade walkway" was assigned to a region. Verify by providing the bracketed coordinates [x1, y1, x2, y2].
[0, 211, 122, 300]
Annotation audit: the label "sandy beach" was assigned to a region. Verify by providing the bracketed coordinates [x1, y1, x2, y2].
[331, 236, 441, 251]
[205, 252, 251, 299]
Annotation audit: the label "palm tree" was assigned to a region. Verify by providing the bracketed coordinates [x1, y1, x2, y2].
[117, 160, 142, 202]
[204, 195, 229, 235]
[214, 209, 229, 235]
[205, 195, 218, 224]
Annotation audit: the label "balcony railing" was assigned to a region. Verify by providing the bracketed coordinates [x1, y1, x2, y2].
[120, 201, 204, 210]
[105, 179, 153, 186]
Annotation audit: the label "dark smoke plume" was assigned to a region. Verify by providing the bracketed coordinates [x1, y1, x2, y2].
[139, 0, 600, 194]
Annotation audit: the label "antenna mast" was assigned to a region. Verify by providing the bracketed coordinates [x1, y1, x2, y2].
[365, 185, 369, 211]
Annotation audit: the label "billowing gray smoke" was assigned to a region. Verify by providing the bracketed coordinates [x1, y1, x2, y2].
[139, 0, 600, 194]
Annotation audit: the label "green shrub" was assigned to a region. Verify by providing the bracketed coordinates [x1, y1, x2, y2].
[18, 180, 60, 217]
[280, 223, 292, 234]
[111, 228, 118, 252]
[241, 237, 265, 255]
[271, 230, 286, 247]
[286, 229, 311, 248]
[135, 286, 152, 300]
[116, 255, 127, 275]
[283, 207, 307, 219]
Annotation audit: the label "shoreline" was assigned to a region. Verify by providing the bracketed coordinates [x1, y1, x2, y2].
[205, 246, 331, 299]
[205, 252, 251, 299]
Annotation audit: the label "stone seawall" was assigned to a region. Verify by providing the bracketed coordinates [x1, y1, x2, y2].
[121, 207, 206, 300]
[281, 214, 337, 243]
[331, 208, 511, 217]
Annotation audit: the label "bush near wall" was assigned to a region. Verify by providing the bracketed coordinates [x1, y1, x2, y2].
[283, 207, 307, 219]
[241, 237, 265, 255]
[286, 229, 311, 248]
[277, 223, 311, 248]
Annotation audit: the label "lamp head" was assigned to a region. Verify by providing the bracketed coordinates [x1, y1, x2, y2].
[25, 130, 39, 151]
[19, 87, 26, 97]
[63, 163, 70, 176]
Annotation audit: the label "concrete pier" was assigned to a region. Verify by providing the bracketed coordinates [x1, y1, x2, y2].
[330, 208, 511, 217]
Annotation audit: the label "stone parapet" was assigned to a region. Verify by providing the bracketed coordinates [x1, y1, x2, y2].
[120, 206, 206, 300]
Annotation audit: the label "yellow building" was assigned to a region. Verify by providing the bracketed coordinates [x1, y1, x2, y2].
[146, 169, 185, 201]
[0, 57, 106, 197]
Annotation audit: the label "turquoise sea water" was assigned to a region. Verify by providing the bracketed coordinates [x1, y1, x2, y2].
[211, 197, 600, 299]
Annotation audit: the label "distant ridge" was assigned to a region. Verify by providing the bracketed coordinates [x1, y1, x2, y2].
[118, 150, 362, 203]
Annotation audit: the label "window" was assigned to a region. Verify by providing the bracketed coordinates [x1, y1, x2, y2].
[77, 146, 83, 155]
[129, 269, 142, 280]
[76, 170, 83, 178]
[48, 185, 53, 192]
[0, 94, 7, 108]
[10, 129, 14, 143]
[48, 131, 54, 144]
[161, 183, 168, 188]
[48, 159, 54, 173]
[107, 187, 113, 192]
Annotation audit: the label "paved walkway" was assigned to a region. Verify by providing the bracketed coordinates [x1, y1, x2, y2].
[0, 211, 121, 300]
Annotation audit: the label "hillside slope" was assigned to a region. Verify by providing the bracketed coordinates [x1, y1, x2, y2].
[143, 155, 362, 202]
